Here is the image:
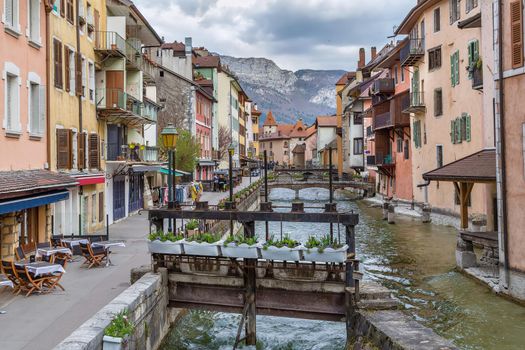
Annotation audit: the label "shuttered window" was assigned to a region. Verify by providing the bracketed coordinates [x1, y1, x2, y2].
[511, 1, 524, 69]
[4, 0, 18, 28]
[413, 120, 422, 148]
[56, 129, 72, 169]
[75, 53, 83, 96]
[449, 0, 460, 24]
[450, 51, 460, 86]
[467, 40, 480, 78]
[77, 132, 86, 170]
[466, 0, 478, 13]
[29, 83, 45, 135]
[60, 0, 65, 17]
[428, 46, 441, 70]
[436, 145, 443, 168]
[450, 115, 471, 144]
[434, 8, 441, 32]
[66, 0, 74, 24]
[88, 134, 100, 169]
[98, 192, 104, 223]
[434, 88, 443, 116]
[53, 39, 63, 89]
[28, 0, 40, 42]
[64, 47, 70, 92]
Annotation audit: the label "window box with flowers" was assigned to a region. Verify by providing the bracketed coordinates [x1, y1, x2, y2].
[103, 310, 134, 350]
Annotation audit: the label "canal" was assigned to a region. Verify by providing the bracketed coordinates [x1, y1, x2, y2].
[160, 188, 525, 350]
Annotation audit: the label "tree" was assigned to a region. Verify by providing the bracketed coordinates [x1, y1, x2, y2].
[158, 129, 200, 173]
[218, 124, 232, 160]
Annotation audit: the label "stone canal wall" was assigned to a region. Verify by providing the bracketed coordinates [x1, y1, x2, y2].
[54, 268, 181, 350]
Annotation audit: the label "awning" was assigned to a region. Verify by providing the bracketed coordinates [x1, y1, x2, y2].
[131, 165, 161, 173]
[0, 191, 69, 215]
[423, 149, 496, 183]
[198, 160, 216, 167]
[74, 174, 106, 186]
[159, 167, 190, 177]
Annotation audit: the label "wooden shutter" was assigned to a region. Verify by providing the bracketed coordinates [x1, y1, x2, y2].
[54, 39, 63, 89]
[98, 192, 104, 222]
[466, 114, 471, 142]
[89, 134, 100, 169]
[454, 51, 460, 85]
[64, 47, 70, 92]
[60, 0, 65, 17]
[450, 53, 455, 86]
[57, 129, 71, 169]
[75, 53, 82, 96]
[78, 132, 86, 170]
[39, 85, 45, 134]
[66, 0, 74, 24]
[511, 1, 524, 68]
[450, 120, 456, 144]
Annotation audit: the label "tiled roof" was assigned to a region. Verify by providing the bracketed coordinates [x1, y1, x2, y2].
[194, 55, 220, 68]
[305, 125, 317, 138]
[263, 111, 277, 126]
[423, 149, 496, 182]
[290, 119, 307, 137]
[0, 169, 78, 196]
[316, 115, 337, 127]
[336, 72, 356, 85]
[161, 41, 185, 51]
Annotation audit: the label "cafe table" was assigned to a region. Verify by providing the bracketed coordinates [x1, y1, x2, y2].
[14, 261, 66, 277]
[92, 241, 126, 266]
[36, 247, 72, 258]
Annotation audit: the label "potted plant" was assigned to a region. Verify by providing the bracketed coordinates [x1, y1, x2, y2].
[222, 234, 261, 259]
[103, 310, 134, 350]
[185, 219, 199, 237]
[301, 235, 348, 263]
[147, 230, 184, 254]
[260, 234, 301, 261]
[182, 232, 223, 256]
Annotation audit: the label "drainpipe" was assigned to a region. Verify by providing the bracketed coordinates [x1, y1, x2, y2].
[496, 0, 510, 287]
[75, 0, 82, 137]
[45, 3, 51, 167]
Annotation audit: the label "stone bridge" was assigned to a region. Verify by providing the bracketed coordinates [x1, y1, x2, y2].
[267, 178, 374, 199]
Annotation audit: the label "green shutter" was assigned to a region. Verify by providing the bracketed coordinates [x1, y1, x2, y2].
[466, 114, 471, 142]
[474, 40, 479, 61]
[455, 51, 460, 85]
[456, 118, 462, 143]
[450, 53, 455, 86]
[451, 120, 455, 143]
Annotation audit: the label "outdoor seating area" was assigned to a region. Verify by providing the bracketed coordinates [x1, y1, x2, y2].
[0, 236, 126, 297]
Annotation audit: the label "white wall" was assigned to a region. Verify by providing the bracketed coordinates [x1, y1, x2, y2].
[107, 16, 126, 39]
[317, 127, 336, 154]
[349, 112, 364, 168]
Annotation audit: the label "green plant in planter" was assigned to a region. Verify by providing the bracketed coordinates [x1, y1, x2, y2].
[263, 234, 299, 250]
[186, 232, 222, 244]
[165, 231, 184, 242]
[148, 230, 183, 242]
[105, 310, 134, 339]
[185, 219, 199, 231]
[224, 234, 259, 246]
[147, 230, 163, 241]
[304, 234, 344, 253]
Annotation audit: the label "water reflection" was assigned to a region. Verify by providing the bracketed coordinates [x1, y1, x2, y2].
[160, 189, 525, 350]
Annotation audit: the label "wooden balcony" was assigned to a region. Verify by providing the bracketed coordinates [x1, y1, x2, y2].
[400, 38, 425, 67]
[371, 78, 395, 95]
[96, 88, 150, 128]
[373, 91, 411, 131]
[472, 66, 483, 90]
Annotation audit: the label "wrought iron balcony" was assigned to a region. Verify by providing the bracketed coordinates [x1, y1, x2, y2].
[472, 66, 483, 90]
[400, 38, 425, 67]
[375, 152, 395, 166]
[95, 88, 151, 127]
[371, 78, 395, 95]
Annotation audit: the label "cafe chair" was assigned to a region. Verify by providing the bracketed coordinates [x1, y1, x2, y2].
[79, 242, 107, 269]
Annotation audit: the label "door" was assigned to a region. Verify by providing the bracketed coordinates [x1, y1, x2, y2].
[129, 173, 144, 213]
[107, 124, 125, 160]
[106, 71, 124, 108]
[113, 175, 126, 221]
[412, 69, 420, 105]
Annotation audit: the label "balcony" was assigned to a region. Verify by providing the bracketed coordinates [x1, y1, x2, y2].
[403, 91, 426, 113]
[472, 66, 483, 90]
[374, 112, 392, 130]
[94, 31, 126, 58]
[400, 38, 425, 67]
[96, 88, 150, 127]
[373, 91, 411, 130]
[141, 54, 157, 83]
[143, 98, 160, 123]
[107, 144, 159, 162]
[125, 40, 142, 70]
[371, 78, 395, 95]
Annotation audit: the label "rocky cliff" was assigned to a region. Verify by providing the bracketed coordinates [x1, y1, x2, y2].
[220, 55, 345, 124]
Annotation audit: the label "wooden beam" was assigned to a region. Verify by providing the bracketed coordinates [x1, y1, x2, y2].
[459, 182, 474, 229]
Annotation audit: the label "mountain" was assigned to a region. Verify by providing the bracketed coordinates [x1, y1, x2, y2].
[219, 55, 345, 125]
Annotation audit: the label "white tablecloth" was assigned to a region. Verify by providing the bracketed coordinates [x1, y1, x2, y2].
[37, 247, 72, 257]
[15, 262, 66, 277]
[0, 279, 13, 288]
[92, 241, 126, 249]
[61, 239, 89, 247]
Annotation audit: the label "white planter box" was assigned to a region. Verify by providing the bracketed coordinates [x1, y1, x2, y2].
[103, 335, 127, 350]
[260, 245, 302, 261]
[301, 245, 348, 263]
[147, 240, 183, 255]
[221, 243, 261, 259]
[182, 239, 224, 256]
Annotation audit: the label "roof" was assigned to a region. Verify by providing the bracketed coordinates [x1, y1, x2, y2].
[336, 72, 356, 86]
[316, 115, 337, 127]
[305, 125, 317, 139]
[0, 170, 78, 197]
[363, 44, 395, 71]
[161, 41, 185, 51]
[263, 111, 277, 126]
[395, 0, 440, 35]
[321, 139, 338, 150]
[290, 119, 308, 137]
[422, 149, 496, 183]
[194, 55, 220, 68]
[372, 38, 409, 70]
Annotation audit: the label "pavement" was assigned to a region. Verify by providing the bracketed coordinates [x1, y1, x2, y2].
[0, 176, 258, 350]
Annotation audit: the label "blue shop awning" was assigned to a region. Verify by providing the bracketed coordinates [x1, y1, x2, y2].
[159, 167, 190, 177]
[0, 191, 69, 215]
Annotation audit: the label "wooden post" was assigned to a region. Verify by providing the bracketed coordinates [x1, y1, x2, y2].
[345, 224, 355, 288]
[242, 221, 257, 345]
[456, 182, 474, 230]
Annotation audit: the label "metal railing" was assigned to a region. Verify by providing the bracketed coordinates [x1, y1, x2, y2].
[472, 66, 483, 90]
[400, 38, 425, 65]
[107, 144, 158, 162]
[410, 91, 425, 107]
[375, 152, 395, 165]
[95, 31, 126, 55]
[125, 39, 142, 68]
[143, 100, 158, 122]
[96, 88, 144, 117]
[371, 78, 395, 95]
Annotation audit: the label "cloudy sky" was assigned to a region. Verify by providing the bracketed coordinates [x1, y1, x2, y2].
[134, 0, 415, 71]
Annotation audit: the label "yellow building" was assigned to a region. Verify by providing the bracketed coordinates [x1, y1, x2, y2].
[48, 0, 108, 235]
[251, 106, 262, 157]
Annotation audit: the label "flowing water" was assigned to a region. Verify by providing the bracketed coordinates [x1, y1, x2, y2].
[160, 188, 525, 350]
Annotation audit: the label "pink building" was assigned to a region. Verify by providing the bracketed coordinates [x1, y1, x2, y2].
[0, 1, 76, 261]
[195, 79, 215, 181]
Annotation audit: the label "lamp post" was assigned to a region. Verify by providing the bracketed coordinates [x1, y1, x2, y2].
[228, 143, 235, 203]
[161, 123, 178, 232]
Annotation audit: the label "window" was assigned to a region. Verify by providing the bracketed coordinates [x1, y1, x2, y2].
[404, 140, 409, 160]
[88, 133, 100, 169]
[451, 114, 472, 144]
[436, 145, 443, 168]
[434, 8, 441, 32]
[64, 47, 75, 93]
[353, 138, 363, 155]
[467, 40, 480, 78]
[28, 0, 40, 43]
[29, 82, 45, 135]
[434, 88, 443, 116]
[354, 113, 363, 125]
[450, 0, 460, 24]
[4, 0, 19, 32]
[5, 72, 20, 132]
[77, 132, 86, 169]
[466, 0, 478, 13]
[53, 39, 63, 88]
[88, 61, 94, 102]
[413, 120, 422, 148]
[428, 46, 442, 70]
[511, 1, 523, 68]
[56, 128, 72, 169]
[450, 50, 460, 86]
[66, 0, 74, 24]
[397, 137, 403, 153]
[394, 66, 398, 85]
[401, 66, 405, 82]
[92, 194, 97, 223]
[81, 56, 86, 97]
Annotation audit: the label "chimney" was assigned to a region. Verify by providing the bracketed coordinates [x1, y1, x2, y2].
[254, 103, 258, 111]
[184, 37, 192, 56]
[358, 48, 365, 69]
[371, 47, 377, 60]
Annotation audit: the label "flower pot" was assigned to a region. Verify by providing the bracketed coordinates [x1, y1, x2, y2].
[182, 239, 223, 256]
[103, 335, 128, 350]
[180, 257, 229, 276]
[301, 245, 349, 263]
[221, 243, 261, 259]
[260, 246, 301, 261]
[148, 240, 183, 254]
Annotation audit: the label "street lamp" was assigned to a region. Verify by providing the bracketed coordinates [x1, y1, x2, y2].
[161, 124, 179, 233]
[228, 143, 235, 203]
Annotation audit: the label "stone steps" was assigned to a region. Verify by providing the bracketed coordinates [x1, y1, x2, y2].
[357, 298, 399, 310]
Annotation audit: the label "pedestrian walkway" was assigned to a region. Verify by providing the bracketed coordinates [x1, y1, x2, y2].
[200, 175, 260, 205]
[0, 176, 260, 350]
